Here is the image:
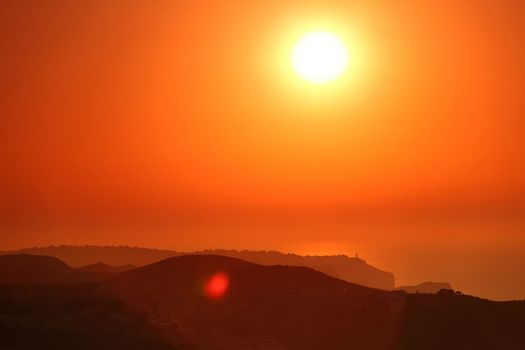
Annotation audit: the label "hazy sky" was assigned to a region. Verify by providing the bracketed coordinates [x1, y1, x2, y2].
[1, 0, 524, 300]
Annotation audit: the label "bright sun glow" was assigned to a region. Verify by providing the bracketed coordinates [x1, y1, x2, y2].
[291, 31, 350, 84]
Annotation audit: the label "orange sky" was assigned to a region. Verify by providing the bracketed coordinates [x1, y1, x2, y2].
[1, 0, 524, 300]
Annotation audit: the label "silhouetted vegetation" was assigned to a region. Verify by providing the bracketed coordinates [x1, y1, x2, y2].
[398, 293, 525, 349]
[0, 284, 177, 350]
[396, 282, 452, 294]
[1, 254, 524, 349]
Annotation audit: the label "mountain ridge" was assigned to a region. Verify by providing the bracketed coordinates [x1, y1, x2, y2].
[0, 253, 524, 349]
[0, 254, 121, 284]
[2, 245, 395, 290]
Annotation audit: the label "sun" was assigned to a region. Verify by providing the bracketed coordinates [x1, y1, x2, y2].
[291, 31, 350, 84]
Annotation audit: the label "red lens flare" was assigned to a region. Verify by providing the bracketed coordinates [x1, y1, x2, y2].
[204, 272, 229, 299]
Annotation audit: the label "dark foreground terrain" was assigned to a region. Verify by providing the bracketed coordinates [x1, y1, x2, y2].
[0, 254, 524, 350]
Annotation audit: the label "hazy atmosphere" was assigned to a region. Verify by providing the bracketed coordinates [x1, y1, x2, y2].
[2, 0, 524, 301]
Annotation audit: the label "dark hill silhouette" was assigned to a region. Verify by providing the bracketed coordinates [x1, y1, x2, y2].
[396, 282, 453, 294]
[108, 255, 399, 350]
[77, 262, 137, 274]
[198, 249, 394, 289]
[3, 245, 177, 267]
[0, 284, 177, 350]
[106, 255, 525, 349]
[0, 255, 72, 284]
[113, 264, 138, 272]
[0, 255, 119, 284]
[3, 245, 395, 290]
[0, 254, 524, 349]
[109, 254, 381, 297]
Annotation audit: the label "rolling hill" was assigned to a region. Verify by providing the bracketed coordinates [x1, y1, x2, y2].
[107, 255, 401, 349]
[1, 254, 524, 349]
[106, 255, 525, 350]
[0, 254, 122, 284]
[3, 245, 395, 289]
